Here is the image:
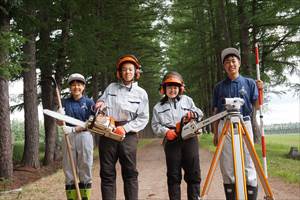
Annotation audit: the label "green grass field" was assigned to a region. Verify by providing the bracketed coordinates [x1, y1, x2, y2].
[199, 133, 300, 184]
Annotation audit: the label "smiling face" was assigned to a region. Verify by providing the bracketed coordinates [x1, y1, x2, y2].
[165, 85, 180, 99]
[223, 55, 240, 80]
[121, 62, 135, 85]
[69, 81, 85, 100]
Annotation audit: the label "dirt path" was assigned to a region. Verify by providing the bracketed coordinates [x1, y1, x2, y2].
[2, 139, 299, 200]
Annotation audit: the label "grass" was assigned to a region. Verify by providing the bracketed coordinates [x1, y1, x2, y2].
[138, 138, 155, 148]
[199, 133, 300, 184]
[13, 141, 46, 163]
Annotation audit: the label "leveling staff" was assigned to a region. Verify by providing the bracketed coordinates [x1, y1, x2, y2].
[212, 47, 263, 200]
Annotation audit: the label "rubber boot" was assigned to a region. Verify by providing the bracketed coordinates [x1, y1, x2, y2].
[247, 185, 258, 200]
[65, 184, 77, 200]
[79, 182, 92, 200]
[224, 184, 235, 200]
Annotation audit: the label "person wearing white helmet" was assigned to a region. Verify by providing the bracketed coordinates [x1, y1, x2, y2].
[57, 73, 95, 200]
[151, 71, 203, 200]
[94, 55, 149, 200]
[212, 47, 263, 200]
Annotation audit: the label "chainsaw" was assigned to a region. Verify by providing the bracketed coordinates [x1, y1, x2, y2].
[43, 109, 125, 141]
[181, 98, 245, 140]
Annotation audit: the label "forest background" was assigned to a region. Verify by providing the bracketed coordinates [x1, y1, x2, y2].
[0, 0, 299, 182]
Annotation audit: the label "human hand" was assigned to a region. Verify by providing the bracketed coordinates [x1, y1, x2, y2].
[62, 125, 75, 134]
[183, 111, 195, 123]
[114, 126, 126, 135]
[165, 129, 177, 141]
[56, 108, 66, 126]
[256, 80, 263, 90]
[57, 107, 65, 115]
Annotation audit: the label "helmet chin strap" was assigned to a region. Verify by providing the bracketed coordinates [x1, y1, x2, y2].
[122, 77, 134, 84]
[121, 76, 134, 91]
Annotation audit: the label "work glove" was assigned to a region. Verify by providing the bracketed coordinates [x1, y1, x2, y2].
[114, 126, 126, 136]
[62, 125, 76, 134]
[183, 111, 197, 123]
[56, 108, 65, 126]
[57, 107, 65, 115]
[175, 122, 182, 134]
[165, 129, 177, 141]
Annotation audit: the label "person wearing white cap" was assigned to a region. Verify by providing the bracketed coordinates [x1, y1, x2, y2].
[212, 47, 263, 200]
[57, 73, 95, 200]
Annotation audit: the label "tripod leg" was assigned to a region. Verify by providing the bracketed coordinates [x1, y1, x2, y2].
[241, 122, 274, 200]
[200, 120, 230, 199]
[229, 119, 247, 200]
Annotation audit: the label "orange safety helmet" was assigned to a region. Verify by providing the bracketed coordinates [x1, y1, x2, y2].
[160, 71, 185, 95]
[116, 54, 141, 80]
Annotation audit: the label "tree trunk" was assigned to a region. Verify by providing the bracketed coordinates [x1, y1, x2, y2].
[208, 0, 223, 81]
[237, 0, 251, 75]
[0, 78, 13, 178]
[22, 32, 40, 168]
[39, 23, 56, 166]
[0, 7, 13, 179]
[92, 72, 100, 100]
[219, 0, 232, 47]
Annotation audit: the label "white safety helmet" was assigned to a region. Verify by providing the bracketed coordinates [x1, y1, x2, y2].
[67, 73, 86, 85]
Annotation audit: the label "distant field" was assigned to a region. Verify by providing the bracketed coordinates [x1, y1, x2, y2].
[199, 133, 300, 183]
[265, 134, 300, 148]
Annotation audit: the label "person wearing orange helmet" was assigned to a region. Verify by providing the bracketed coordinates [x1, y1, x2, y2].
[151, 71, 203, 200]
[94, 54, 149, 200]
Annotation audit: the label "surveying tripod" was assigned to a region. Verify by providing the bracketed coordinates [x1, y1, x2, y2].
[181, 98, 274, 200]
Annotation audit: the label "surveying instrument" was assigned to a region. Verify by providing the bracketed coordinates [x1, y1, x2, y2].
[181, 97, 274, 200]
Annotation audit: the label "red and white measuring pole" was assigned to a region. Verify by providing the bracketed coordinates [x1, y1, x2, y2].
[255, 43, 268, 177]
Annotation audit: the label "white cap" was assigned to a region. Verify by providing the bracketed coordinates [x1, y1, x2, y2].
[221, 47, 241, 63]
[67, 73, 86, 84]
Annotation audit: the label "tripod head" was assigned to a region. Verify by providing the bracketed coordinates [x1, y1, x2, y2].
[223, 97, 244, 112]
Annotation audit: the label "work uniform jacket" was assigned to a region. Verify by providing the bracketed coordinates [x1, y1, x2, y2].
[99, 82, 149, 133]
[152, 95, 203, 137]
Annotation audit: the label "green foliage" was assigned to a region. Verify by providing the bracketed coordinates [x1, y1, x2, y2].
[0, 31, 24, 78]
[11, 120, 46, 143]
[13, 141, 45, 163]
[165, 0, 300, 114]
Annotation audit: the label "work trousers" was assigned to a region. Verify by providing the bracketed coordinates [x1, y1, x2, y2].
[99, 133, 138, 200]
[164, 136, 201, 200]
[218, 118, 257, 187]
[63, 131, 93, 185]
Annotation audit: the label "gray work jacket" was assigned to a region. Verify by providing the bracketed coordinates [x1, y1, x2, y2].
[151, 95, 203, 137]
[99, 82, 149, 133]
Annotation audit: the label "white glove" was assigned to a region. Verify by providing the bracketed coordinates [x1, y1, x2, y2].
[58, 107, 65, 115]
[62, 125, 75, 134]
